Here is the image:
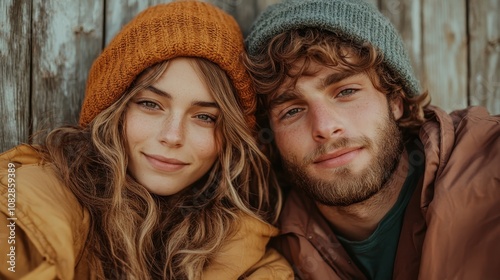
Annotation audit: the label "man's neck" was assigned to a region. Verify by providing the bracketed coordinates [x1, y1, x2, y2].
[316, 150, 409, 241]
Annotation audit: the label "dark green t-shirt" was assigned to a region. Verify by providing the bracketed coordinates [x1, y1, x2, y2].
[337, 140, 424, 279]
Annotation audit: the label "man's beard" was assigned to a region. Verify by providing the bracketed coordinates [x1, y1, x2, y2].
[281, 108, 403, 207]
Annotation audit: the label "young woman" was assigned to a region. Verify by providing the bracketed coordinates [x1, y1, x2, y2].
[0, 2, 291, 279]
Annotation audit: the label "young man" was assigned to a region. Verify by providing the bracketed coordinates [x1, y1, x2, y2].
[244, 0, 500, 279]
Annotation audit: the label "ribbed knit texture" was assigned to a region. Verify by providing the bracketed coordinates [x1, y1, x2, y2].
[245, 0, 421, 97]
[79, 1, 256, 128]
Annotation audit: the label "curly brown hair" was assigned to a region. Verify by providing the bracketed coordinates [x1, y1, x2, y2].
[243, 28, 431, 139]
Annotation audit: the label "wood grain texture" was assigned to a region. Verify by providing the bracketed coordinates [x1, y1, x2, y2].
[221, 0, 281, 37]
[0, 0, 31, 151]
[380, 0, 422, 88]
[105, 0, 175, 46]
[468, 0, 500, 113]
[31, 0, 103, 133]
[213, 0, 259, 37]
[105, 0, 280, 41]
[421, 0, 468, 112]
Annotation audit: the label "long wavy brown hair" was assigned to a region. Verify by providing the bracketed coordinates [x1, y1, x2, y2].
[243, 28, 431, 140]
[39, 57, 281, 279]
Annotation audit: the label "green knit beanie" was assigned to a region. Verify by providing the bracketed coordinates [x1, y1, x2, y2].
[246, 0, 421, 97]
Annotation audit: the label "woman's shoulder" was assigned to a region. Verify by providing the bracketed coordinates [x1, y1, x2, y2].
[234, 212, 280, 239]
[0, 144, 91, 279]
[0, 144, 45, 166]
[0, 144, 79, 205]
[202, 212, 293, 279]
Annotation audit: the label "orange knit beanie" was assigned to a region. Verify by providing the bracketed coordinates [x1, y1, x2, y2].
[79, 1, 255, 129]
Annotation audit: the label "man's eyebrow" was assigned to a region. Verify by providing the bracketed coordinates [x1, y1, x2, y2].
[146, 86, 219, 109]
[268, 90, 303, 110]
[319, 72, 358, 90]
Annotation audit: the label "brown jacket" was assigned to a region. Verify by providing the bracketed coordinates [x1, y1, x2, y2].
[0, 145, 293, 279]
[273, 106, 500, 279]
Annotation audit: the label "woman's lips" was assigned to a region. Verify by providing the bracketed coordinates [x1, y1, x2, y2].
[144, 153, 189, 172]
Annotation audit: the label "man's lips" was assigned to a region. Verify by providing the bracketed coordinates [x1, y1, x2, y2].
[144, 153, 189, 172]
[313, 147, 363, 168]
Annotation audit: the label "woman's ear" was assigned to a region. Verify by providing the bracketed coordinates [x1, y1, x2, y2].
[390, 92, 404, 121]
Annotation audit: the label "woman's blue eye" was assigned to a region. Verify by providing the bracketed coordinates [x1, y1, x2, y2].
[138, 101, 160, 110]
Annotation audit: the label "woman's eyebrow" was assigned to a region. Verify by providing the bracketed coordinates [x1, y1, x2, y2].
[146, 85, 218, 108]
[146, 85, 171, 99]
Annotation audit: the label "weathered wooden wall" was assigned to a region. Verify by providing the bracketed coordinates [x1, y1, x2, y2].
[1, 0, 499, 152]
[1, 1, 31, 152]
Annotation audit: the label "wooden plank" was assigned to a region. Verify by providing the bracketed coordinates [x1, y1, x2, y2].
[222, 0, 281, 37]
[105, 0, 174, 46]
[31, 0, 103, 132]
[208, 0, 257, 37]
[105, 0, 273, 42]
[380, 0, 422, 89]
[105, 0, 284, 45]
[255, 0, 281, 11]
[421, 0, 468, 112]
[0, 0, 31, 151]
[105, 0, 153, 46]
[468, 0, 500, 114]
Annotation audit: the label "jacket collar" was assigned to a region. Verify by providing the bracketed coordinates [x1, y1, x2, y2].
[418, 106, 455, 210]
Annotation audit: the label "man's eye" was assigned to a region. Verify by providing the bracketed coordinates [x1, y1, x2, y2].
[283, 108, 304, 119]
[337, 88, 357, 97]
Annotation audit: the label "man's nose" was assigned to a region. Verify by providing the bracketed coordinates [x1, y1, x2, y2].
[310, 102, 344, 143]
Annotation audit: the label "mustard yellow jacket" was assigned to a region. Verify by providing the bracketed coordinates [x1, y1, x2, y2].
[0, 145, 292, 279]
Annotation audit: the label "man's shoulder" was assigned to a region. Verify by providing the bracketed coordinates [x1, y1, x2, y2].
[424, 105, 499, 136]
[438, 106, 499, 162]
[418, 106, 500, 278]
[278, 189, 315, 234]
[420, 106, 499, 171]
[420, 105, 499, 209]
[449, 106, 500, 134]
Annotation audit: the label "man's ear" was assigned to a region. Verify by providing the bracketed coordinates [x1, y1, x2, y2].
[390, 93, 404, 121]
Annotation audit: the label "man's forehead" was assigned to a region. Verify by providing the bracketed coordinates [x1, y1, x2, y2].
[275, 60, 322, 93]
